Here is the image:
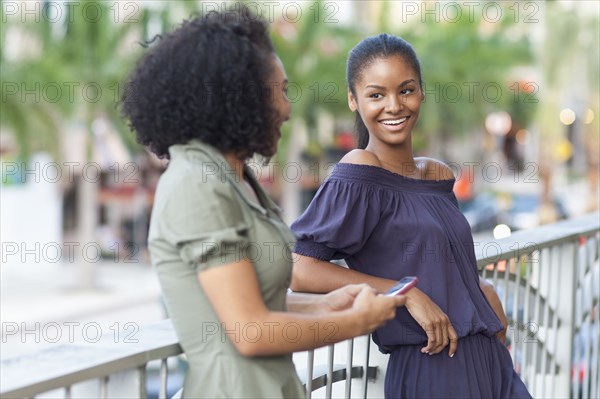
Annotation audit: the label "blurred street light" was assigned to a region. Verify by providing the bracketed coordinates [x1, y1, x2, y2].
[584, 108, 595, 124]
[559, 108, 577, 125]
[485, 111, 512, 136]
[493, 224, 512, 239]
[555, 139, 574, 162]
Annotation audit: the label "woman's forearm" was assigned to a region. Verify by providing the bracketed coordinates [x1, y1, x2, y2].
[286, 291, 325, 313]
[291, 254, 396, 293]
[198, 258, 404, 357]
[479, 277, 508, 343]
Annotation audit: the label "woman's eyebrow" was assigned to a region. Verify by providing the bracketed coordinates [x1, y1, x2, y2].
[365, 79, 416, 90]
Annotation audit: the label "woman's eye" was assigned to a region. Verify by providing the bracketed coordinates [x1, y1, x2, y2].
[369, 93, 382, 99]
[400, 88, 414, 95]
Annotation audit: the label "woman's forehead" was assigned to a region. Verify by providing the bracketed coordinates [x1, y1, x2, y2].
[357, 56, 418, 85]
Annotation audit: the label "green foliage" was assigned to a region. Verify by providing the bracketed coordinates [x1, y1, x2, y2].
[270, 1, 539, 157]
[3, 0, 569, 163]
[0, 0, 178, 159]
[394, 2, 536, 152]
[271, 1, 364, 159]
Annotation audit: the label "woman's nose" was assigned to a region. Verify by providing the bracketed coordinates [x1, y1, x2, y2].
[385, 95, 403, 113]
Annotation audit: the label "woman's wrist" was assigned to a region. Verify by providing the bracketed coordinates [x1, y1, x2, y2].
[402, 286, 422, 306]
[286, 292, 326, 313]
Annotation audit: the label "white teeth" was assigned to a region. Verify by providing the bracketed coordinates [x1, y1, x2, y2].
[381, 117, 407, 125]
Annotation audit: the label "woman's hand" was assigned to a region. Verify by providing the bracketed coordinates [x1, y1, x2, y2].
[319, 284, 405, 334]
[201, 260, 405, 356]
[351, 286, 406, 335]
[403, 288, 458, 357]
[319, 284, 374, 312]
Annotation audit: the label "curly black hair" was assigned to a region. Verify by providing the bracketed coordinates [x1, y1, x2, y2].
[120, 6, 278, 159]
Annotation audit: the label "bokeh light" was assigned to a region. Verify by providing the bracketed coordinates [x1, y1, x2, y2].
[584, 108, 595, 124]
[559, 108, 576, 125]
[516, 129, 530, 145]
[485, 111, 512, 136]
[493, 224, 512, 239]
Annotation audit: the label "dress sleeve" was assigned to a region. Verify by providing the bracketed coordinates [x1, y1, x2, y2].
[158, 174, 250, 272]
[291, 177, 382, 261]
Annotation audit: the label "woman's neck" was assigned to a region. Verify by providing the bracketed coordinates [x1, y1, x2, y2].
[365, 143, 418, 176]
[224, 152, 246, 181]
[224, 151, 262, 205]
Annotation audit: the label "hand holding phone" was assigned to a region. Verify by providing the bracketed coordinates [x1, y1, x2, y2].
[385, 276, 419, 296]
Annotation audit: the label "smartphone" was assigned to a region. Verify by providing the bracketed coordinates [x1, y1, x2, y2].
[385, 276, 419, 296]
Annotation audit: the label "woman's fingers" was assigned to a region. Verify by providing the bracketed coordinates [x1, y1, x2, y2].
[448, 323, 458, 357]
[425, 320, 443, 354]
[421, 323, 436, 354]
[421, 316, 457, 355]
[434, 319, 444, 353]
[393, 295, 407, 308]
[352, 287, 406, 334]
[438, 320, 453, 354]
[404, 288, 459, 356]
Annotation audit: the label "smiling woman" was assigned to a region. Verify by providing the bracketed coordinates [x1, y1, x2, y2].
[290, 34, 532, 398]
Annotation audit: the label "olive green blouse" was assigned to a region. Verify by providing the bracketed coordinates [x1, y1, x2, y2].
[148, 140, 305, 398]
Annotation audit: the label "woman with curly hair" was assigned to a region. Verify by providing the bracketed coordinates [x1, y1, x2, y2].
[120, 6, 405, 398]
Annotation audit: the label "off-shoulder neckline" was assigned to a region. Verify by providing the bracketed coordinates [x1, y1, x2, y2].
[330, 162, 456, 194]
[338, 162, 455, 182]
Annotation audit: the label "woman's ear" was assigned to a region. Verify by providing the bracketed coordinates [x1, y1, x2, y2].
[348, 90, 357, 112]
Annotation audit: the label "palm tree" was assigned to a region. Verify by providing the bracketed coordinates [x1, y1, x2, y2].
[0, 0, 199, 286]
[265, 0, 365, 220]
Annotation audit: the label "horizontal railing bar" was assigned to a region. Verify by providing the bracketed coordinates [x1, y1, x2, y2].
[1, 320, 182, 397]
[299, 365, 377, 392]
[2, 345, 182, 397]
[476, 213, 599, 267]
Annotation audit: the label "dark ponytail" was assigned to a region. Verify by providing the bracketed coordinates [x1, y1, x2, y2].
[355, 113, 369, 149]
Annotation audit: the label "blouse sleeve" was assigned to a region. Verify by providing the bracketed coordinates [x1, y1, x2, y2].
[290, 176, 382, 261]
[158, 173, 250, 272]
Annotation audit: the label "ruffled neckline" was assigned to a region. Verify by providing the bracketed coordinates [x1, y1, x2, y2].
[330, 163, 456, 194]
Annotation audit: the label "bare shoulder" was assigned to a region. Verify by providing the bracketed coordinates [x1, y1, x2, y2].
[339, 149, 382, 167]
[416, 157, 455, 180]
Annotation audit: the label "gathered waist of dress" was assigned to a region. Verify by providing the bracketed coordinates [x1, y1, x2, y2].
[375, 328, 499, 355]
[372, 315, 499, 354]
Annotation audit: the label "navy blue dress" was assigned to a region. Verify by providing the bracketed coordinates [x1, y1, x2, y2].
[291, 163, 531, 398]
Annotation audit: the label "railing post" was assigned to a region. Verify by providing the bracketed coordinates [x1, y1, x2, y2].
[554, 240, 577, 398]
[305, 350, 314, 399]
[326, 345, 334, 398]
[345, 339, 354, 398]
[138, 365, 148, 399]
[99, 376, 109, 399]
[362, 336, 371, 399]
[159, 359, 168, 399]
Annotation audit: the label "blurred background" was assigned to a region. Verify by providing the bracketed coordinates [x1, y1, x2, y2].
[1, 0, 598, 381]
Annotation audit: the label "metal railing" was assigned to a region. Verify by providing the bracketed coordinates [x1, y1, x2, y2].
[476, 213, 599, 399]
[1, 213, 598, 398]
